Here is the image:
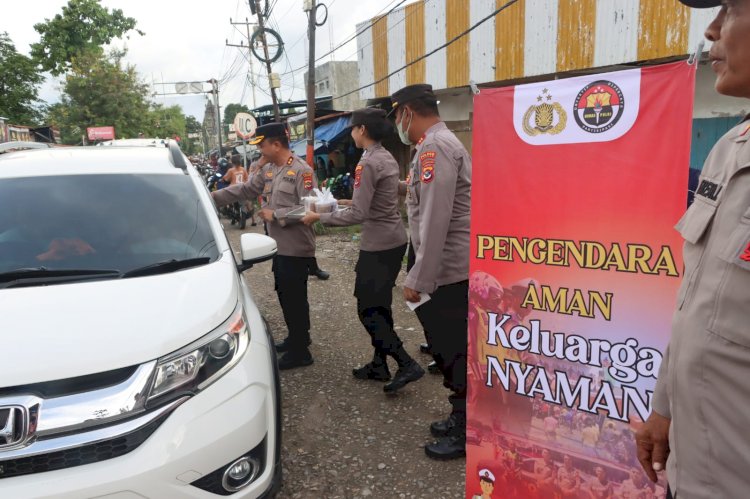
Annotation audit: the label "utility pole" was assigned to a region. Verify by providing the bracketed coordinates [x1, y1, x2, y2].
[304, 0, 317, 167]
[208, 79, 222, 151]
[252, 0, 281, 121]
[227, 18, 258, 109]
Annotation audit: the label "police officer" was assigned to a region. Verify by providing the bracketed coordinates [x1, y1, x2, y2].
[211, 122, 316, 370]
[302, 108, 425, 392]
[391, 83, 472, 459]
[636, 2, 750, 498]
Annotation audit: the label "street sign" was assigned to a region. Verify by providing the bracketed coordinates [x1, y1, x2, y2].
[86, 126, 115, 141]
[233, 113, 257, 140]
[175, 82, 205, 94]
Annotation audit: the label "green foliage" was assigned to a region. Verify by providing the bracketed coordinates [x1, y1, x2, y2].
[223, 102, 252, 137]
[46, 49, 152, 144]
[183, 115, 203, 155]
[145, 104, 186, 139]
[0, 32, 45, 125]
[186, 115, 202, 134]
[223, 103, 251, 126]
[30, 0, 143, 76]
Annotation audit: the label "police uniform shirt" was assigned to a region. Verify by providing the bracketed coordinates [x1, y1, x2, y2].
[213, 154, 316, 257]
[320, 143, 407, 252]
[652, 116, 750, 497]
[405, 121, 471, 293]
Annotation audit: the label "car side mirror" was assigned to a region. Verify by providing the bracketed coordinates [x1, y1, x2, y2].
[237, 233, 276, 272]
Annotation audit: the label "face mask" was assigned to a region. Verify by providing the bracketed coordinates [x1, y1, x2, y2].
[396, 110, 414, 146]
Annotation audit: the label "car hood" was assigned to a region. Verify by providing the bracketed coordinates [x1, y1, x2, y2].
[0, 257, 238, 388]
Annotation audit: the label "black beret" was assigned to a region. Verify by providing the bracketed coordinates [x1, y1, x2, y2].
[249, 122, 288, 145]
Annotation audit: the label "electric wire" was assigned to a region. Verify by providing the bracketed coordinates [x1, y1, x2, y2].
[332, 0, 520, 103]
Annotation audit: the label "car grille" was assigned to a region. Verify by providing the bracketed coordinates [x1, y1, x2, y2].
[0, 413, 166, 480]
[0, 366, 137, 399]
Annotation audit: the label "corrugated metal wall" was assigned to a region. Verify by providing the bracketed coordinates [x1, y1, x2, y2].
[357, 0, 719, 99]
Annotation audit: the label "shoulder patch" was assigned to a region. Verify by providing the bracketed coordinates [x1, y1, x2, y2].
[421, 165, 434, 184]
[354, 164, 364, 189]
[419, 151, 436, 163]
[420, 151, 436, 180]
[303, 172, 313, 190]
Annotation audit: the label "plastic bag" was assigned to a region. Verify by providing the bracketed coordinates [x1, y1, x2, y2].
[313, 187, 337, 214]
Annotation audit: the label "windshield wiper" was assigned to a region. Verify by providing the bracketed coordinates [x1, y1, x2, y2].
[0, 267, 121, 289]
[120, 257, 211, 278]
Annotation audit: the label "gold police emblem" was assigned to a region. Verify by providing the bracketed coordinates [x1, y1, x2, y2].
[522, 88, 567, 136]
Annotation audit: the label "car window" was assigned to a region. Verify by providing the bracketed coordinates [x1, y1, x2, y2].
[0, 174, 219, 278]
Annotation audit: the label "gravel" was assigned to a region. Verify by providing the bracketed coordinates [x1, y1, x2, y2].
[226, 222, 465, 498]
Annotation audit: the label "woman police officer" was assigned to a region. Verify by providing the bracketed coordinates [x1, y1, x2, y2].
[302, 108, 425, 393]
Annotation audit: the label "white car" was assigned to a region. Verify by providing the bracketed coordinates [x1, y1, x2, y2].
[0, 143, 281, 498]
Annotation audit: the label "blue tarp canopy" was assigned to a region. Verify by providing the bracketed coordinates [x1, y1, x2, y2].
[292, 115, 352, 158]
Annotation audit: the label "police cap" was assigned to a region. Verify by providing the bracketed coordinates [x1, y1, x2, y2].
[479, 468, 495, 483]
[389, 84, 438, 115]
[351, 108, 388, 129]
[677, 0, 720, 6]
[249, 122, 288, 145]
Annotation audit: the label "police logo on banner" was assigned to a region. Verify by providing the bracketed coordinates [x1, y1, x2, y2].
[512, 68, 640, 146]
[574, 81, 625, 134]
[522, 89, 567, 136]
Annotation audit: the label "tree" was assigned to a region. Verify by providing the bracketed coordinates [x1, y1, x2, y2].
[184, 115, 203, 155]
[31, 0, 143, 76]
[0, 32, 44, 125]
[222, 102, 251, 136]
[145, 104, 186, 140]
[46, 49, 151, 144]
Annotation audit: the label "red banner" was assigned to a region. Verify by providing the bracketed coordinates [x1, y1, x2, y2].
[86, 126, 115, 141]
[466, 62, 695, 499]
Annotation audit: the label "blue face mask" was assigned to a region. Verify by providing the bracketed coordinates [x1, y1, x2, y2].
[396, 110, 414, 146]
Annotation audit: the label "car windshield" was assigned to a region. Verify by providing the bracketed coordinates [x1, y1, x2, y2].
[0, 174, 219, 282]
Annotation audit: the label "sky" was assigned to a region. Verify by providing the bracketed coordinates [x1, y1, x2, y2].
[2, 0, 401, 120]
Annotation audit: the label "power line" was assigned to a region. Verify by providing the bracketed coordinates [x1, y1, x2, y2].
[329, 0, 435, 70]
[279, 0, 410, 77]
[333, 0, 520, 103]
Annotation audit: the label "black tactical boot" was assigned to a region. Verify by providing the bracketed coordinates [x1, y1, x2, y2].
[383, 360, 425, 393]
[427, 360, 440, 374]
[352, 361, 391, 381]
[275, 337, 310, 353]
[277, 349, 314, 370]
[424, 434, 466, 460]
[430, 412, 462, 438]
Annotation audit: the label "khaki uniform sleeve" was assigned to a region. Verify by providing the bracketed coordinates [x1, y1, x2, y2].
[321, 161, 375, 227]
[651, 343, 671, 418]
[405, 142, 458, 293]
[211, 169, 264, 207]
[274, 165, 314, 226]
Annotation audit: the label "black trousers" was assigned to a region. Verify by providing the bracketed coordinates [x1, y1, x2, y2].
[355, 244, 407, 359]
[272, 255, 314, 352]
[415, 280, 469, 418]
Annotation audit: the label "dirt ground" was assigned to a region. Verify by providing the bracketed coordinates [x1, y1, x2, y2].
[225, 220, 466, 499]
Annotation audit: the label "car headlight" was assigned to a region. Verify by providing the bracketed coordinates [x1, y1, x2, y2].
[147, 302, 250, 406]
